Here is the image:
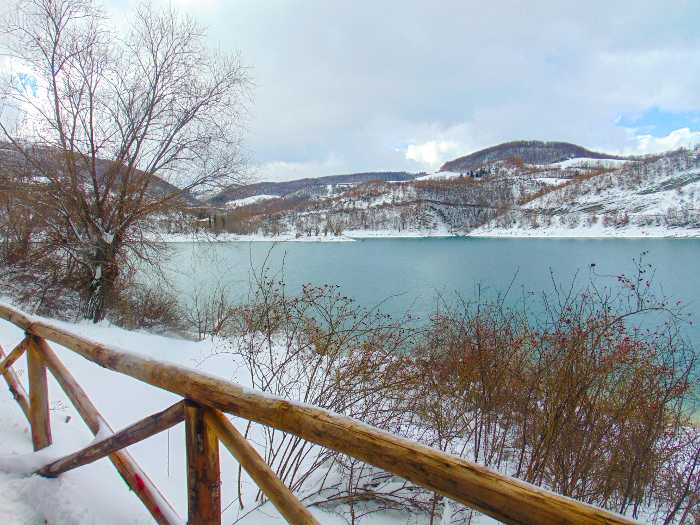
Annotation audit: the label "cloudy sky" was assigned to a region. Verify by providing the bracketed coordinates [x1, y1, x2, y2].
[107, 1, 700, 180]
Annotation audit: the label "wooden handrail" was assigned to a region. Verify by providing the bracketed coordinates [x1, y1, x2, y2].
[0, 337, 29, 372]
[0, 304, 640, 525]
[39, 401, 185, 478]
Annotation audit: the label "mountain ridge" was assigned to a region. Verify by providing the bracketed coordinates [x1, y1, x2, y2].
[440, 140, 628, 173]
[0, 142, 202, 207]
[188, 145, 700, 240]
[208, 171, 418, 206]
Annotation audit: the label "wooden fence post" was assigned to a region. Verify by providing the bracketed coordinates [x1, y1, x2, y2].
[27, 336, 51, 450]
[37, 337, 180, 524]
[204, 408, 320, 525]
[185, 401, 221, 525]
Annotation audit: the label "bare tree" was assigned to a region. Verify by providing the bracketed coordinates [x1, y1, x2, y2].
[0, 0, 249, 320]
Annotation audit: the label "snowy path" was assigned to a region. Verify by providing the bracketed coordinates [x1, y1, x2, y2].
[0, 315, 364, 524]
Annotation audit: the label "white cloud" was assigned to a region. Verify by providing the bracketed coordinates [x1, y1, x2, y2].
[0, 55, 53, 141]
[404, 140, 460, 168]
[111, 0, 222, 16]
[397, 121, 485, 170]
[628, 127, 700, 155]
[254, 155, 347, 182]
[37, 1, 700, 175]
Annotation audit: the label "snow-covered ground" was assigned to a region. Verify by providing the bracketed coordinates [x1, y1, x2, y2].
[152, 227, 458, 243]
[155, 225, 700, 243]
[533, 177, 568, 186]
[152, 231, 354, 243]
[470, 222, 700, 238]
[414, 171, 463, 181]
[224, 195, 279, 208]
[550, 157, 631, 169]
[1, 306, 457, 524]
[343, 228, 456, 239]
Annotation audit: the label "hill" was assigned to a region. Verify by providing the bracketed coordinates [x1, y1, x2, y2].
[187, 146, 700, 240]
[472, 147, 700, 237]
[440, 140, 627, 173]
[207, 171, 417, 207]
[0, 143, 202, 207]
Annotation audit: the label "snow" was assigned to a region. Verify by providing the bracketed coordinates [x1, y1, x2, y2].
[550, 158, 631, 169]
[366, 193, 395, 207]
[470, 221, 700, 238]
[344, 227, 456, 239]
[224, 194, 279, 208]
[414, 171, 463, 181]
[0, 315, 261, 523]
[0, 288, 677, 523]
[0, 448, 63, 476]
[0, 308, 460, 524]
[158, 229, 457, 242]
[414, 159, 629, 179]
[474, 154, 700, 238]
[2, 305, 651, 523]
[155, 222, 700, 243]
[0, 472, 101, 524]
[157, 231, 355, 242]
[533, 177, 568, 186]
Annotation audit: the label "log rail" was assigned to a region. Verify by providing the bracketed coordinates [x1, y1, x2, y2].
[0, 304, 640, 525]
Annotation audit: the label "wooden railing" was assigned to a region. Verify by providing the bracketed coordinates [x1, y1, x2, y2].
[0, 303, 640, 525]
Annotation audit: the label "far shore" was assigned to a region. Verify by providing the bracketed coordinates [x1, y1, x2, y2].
[153, 227, 700, 243]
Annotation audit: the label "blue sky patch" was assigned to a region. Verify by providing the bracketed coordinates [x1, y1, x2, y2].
[18, 73, 37, 97]
[617, 107, 700, 137]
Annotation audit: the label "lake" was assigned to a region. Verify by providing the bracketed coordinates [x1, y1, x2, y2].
[165, 237, 700, 338]
[162, 237, 700, 419]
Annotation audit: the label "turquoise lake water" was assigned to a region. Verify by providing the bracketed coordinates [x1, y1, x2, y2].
[166, 238, 700, 332]
[164, 237, 700, 417]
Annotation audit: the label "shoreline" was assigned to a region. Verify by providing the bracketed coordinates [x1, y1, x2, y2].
[153, 229, 700, 243]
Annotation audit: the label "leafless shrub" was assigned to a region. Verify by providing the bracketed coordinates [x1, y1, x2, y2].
[182, 283, 238, 341]
[221, 255, 698, 524]
[110, 282, 183, 332]
[221, 266, 417, 516]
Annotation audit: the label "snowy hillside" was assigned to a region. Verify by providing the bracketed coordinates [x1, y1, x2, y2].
[201, 158, 585, 239]
[179, 144, 700, 240]
[551, 157, 631, 169]
[473, 147, 700, 237]
[439, 140, 627, 172]
[224, 194, 279, 208]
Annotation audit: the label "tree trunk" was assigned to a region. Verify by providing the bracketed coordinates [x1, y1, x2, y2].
[82, 238, 119, 323]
